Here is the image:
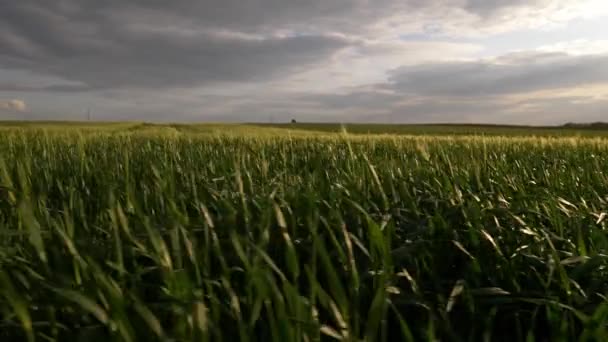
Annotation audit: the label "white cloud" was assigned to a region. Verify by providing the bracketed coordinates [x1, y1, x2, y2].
[0, 99, 27, 112]
[367, 0, 608, 39]
[537, 39, 608, 55]
[267, 40, 483, 93]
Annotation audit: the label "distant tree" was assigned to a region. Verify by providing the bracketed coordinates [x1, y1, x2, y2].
[291, 119, 297, 124]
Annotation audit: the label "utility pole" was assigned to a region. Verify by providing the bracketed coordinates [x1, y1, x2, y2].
[87, 108, 92, 122]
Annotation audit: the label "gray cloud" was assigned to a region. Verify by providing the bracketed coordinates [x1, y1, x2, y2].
[0, 0, 592, 91]
[0, 83, 91, 93]
[464, 0, 531, 15]
[0, 1, 358, 91]
[295, 51, 608, 124]
[390, 96, 608, 124]
[0, 7, 349, 89]
[300, 91, 403, 110]
[1, 0, 606, 124]
[386, 52, 608, 96]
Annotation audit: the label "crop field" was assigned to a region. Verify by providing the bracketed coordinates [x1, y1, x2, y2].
[252, 122, 608, 137]
[1, 123, 608, 341]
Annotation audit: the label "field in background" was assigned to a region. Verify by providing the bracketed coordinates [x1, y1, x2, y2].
[0, 122, 608, 340]
[3, 120, 608, 137]
[253, 122, 608, 137]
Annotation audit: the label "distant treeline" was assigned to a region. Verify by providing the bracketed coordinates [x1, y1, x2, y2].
[562, 122, 608, 129]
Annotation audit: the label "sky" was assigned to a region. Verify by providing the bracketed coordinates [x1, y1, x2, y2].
[1, 0, 607, 124]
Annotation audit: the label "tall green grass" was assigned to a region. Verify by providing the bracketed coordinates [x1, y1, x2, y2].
[0, 129, 607, 341]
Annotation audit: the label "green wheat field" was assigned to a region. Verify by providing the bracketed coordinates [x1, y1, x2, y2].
[1, 122, 608, 341]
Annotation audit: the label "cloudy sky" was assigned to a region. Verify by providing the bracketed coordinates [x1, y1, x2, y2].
[1, 0, 607, 124]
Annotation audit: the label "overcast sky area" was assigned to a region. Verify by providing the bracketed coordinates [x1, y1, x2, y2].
[1, 0, 608, 124]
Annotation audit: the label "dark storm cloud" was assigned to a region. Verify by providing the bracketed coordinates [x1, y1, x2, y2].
[0, 0, 354, 90]
[0, 0, 574, 92]
[386, 52, 608, 96]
